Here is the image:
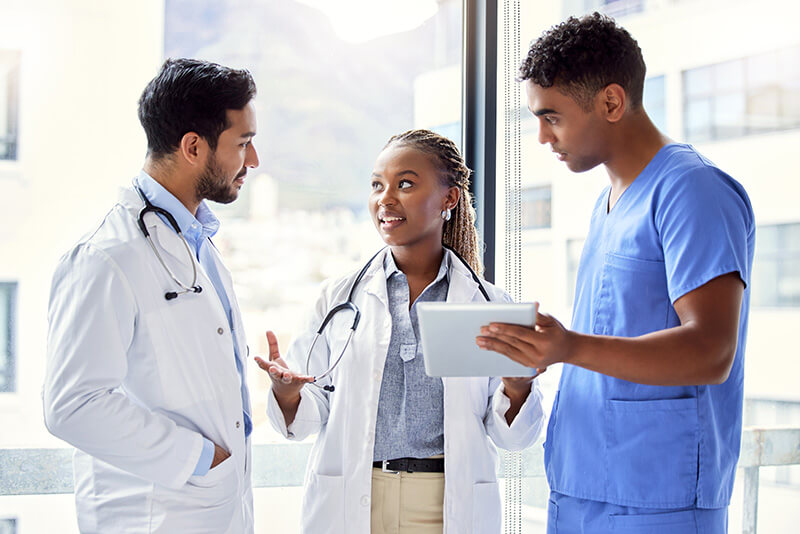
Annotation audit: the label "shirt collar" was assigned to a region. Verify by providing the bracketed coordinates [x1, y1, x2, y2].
[383, 250, 450, 283]
[135, 170, 220, 242]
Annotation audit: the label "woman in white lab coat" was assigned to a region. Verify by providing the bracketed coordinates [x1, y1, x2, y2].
[258, 129, 545, 534]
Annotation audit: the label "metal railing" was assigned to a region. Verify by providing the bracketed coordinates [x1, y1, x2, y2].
[1, 428, 798, 533]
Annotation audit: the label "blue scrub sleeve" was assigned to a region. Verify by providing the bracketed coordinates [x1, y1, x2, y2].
[192, 437, 216, 476]
[655, 166, 753, 303]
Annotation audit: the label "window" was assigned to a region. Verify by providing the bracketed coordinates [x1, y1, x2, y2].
[683, 46, 800, 142]
[0, 282, 16, 393]
[752, 223, 800, 307]
[644, 75, 666, 132]
[0, 50, 20, 161]
[520, 185, 552, 230]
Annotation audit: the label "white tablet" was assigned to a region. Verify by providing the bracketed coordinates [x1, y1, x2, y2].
[417, 302, 538, 377]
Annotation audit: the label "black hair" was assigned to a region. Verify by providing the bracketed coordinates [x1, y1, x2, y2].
[518, 12, 646, 110]
[138, 58, 256, 158]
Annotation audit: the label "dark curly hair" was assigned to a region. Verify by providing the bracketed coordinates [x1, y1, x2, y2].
[518, 12, 646, 111]
[138, 58, 257, 158]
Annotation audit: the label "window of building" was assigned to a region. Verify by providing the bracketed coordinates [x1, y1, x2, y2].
[0, 518, 16, 534]
[0, 282, 16, 393]
[520, 185, 552, 229]
[644, 75, 666, 132]
[0, 50, 20, 161]
[752, 223, 800, 307]
[683, 45, 800, 142]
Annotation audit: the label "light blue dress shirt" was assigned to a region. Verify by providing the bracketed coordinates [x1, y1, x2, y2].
[135, 171, 252, 477]
[544, 144, 755, 513]
[373, 252, 448, 461]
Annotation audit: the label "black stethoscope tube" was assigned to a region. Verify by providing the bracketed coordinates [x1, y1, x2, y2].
[306, 245, 490, 392]
[135, 186, 203, 300]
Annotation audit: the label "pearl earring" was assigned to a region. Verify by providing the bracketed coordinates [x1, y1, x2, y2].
[441, 208, 452, 221]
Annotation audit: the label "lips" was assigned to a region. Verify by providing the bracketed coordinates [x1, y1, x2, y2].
[378, 211, 406, 230]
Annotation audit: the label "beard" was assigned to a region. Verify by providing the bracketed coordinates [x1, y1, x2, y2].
[195, 151, 244, 205]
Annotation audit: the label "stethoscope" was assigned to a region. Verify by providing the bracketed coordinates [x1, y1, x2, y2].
[306, 245, 490, 392]
[135, 186, 204, 301]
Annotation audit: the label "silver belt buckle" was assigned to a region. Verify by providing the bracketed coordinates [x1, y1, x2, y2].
[381, 460, 399, 474]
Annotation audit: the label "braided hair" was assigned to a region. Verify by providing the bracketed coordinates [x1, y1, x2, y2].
[384, 129, 484, 275]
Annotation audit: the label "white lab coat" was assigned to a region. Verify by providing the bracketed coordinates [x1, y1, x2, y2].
[266, 248, 545, 534]
[43, 186, 253, 534]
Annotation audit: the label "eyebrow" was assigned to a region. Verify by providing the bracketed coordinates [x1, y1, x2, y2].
[239, 132, 256, 139]
[532, 108, 558, 117]
[370, 170, 420, 178]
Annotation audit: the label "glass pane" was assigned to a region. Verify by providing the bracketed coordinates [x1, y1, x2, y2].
[0, 519, 17, 534]
[714, 91, 746, 139]
[644, 75, 666, 131]
[521, 186, 552, 229]
[715, 58, 746, 92]
[164, 0, 463, 445]
[684, 97, 713, 142]
[684, 65, 714, 98]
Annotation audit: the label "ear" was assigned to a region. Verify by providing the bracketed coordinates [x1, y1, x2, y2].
[178, 131, 209, 167]
[600, 83, 627, 123]
[444, 186, 460, 211]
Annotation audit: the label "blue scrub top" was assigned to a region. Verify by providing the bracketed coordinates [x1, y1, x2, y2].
[544, 144, 755, 509]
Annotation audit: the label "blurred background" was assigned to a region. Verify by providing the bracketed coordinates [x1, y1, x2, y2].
[0, 0, 798, 532]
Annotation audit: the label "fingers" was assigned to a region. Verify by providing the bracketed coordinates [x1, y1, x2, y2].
[483, 322, 539, 344]
[266, 330, 281, 361]
[254, 356, 314, 385]
[475, 335, 535, 368]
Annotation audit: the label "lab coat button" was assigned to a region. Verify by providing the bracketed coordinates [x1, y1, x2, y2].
[217, 327, 224, 335]
[360, 495, 370, 506]
[236, 421, 241, 429]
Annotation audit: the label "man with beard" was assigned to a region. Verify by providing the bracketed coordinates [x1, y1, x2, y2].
[44, 58, 259, 533]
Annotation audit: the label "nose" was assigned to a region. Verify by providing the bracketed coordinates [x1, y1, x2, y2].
[245, 143, 259, 169]
[538, 120, 553, 145]
[377, 188, 396, 207]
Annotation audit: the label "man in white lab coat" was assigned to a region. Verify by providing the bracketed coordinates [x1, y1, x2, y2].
[43, 58, 259, 534]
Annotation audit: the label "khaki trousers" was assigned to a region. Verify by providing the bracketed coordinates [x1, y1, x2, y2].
[370, 467, 445, 534]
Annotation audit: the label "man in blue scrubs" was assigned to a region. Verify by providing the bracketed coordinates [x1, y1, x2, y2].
[478, 13, 755, 533]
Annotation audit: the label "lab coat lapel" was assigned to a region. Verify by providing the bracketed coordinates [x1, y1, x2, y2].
[361, 249, 390, 308]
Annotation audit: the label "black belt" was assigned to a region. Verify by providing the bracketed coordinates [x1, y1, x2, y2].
[373, 457, 445, 473]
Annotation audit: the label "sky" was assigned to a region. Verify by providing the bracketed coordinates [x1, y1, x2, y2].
[295, 0, 439, 43]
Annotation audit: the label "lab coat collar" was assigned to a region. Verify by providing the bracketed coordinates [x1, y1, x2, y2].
[359, 247, 481, 305]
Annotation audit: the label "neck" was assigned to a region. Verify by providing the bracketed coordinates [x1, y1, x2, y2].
[603, 112, 671, 192]
[143, 158, 201, 215]
[389, 239, 444, 280]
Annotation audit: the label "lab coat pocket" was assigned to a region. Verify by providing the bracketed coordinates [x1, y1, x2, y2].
[472, 481, 502, 533]
[187, 454, 236, 489]
[151, 457, 239, 533]
[609, 509, 697, 531]
[593, 253, 669, 337]
[303, 472, 345, 534]
[605, 398, 698, 507]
